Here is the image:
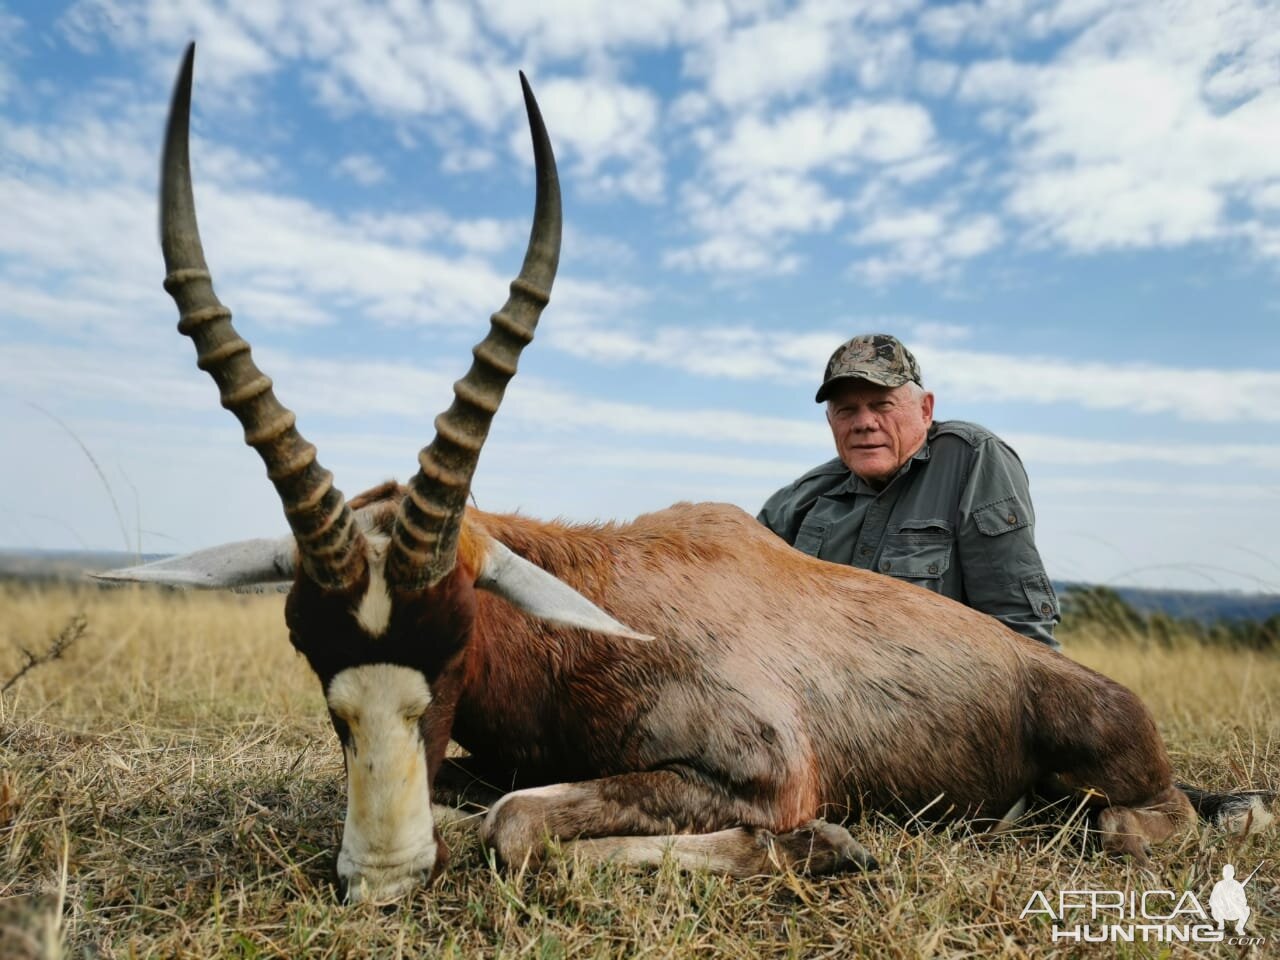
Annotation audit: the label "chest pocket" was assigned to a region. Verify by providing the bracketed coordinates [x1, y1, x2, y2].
[878, 518, 954, 588]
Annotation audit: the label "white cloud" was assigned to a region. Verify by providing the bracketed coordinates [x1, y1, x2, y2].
[0, 163, 517, 338]
[310, 20, 503, 124]
[0, 176, 159, 344]
[9, 336, 1278, 525]
[914, 0, 1130, 52]
[200, 184, 560, 330]
[709, 174, 846, 237]
[333, 152, 386, 186]
[1041, 478, 1280, 503]
[1008, 434, 1280, 470]
[528, 74, 664, 200]
[513, 445, 812, 481]
[0, 341, 213, 412]
[664, 173, 844, 273]
[959, 0, 1280, 258]
[1205, 50, 1280, 103]
[55, 0, 1280, 272]
[520, 388, 818, 448]
[684, 1, 922, 109]
[956, 58, 1037, 102]
[691, 11, 842, 108]
[353, 209, 525, 255]
[451, 217, 526, 254]
[705, 98, 939, 184]
[544, 273, 650, 331]
[668, 90, 714, 128]
[96, 0, 681, 208]
[545, 321, 841, 380]
[906, 320, 973, 344]
[60, 0, 276, 91]
[476, 0, 724, 59]
[0, 5, 23, 103]
[538, 315, 1280, 425]
[918, 0, 1051, 49]
[851, 206, 1002, 282]
[0, 93, 630, 355]
[2, 110, 155, 187]
[915, 59, 960, 97]
[1008, 160, 1223, 250]
[669, 96, 944, 274]
[0, 337, 826, 450]
[922, 347, 1280, 424]
[441, 146, 496, 173]
[562, 224, 636, 267]
[662, 234, 802, 276]
[854, 207, 946, 243]
[56, 0, 513, 134]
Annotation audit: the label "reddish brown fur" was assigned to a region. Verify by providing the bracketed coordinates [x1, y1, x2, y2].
[342, 485, 1194, 869]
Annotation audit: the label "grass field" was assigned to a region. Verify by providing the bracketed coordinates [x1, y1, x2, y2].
[1, 582, 1276, 959]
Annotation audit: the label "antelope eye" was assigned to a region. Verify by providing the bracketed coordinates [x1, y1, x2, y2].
[403, 701, 429, 723]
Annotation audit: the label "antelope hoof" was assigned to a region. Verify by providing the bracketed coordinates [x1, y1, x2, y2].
[764, 820, 879, 874]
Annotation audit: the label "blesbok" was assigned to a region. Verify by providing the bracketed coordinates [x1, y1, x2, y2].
[102, 46, 1273, 905]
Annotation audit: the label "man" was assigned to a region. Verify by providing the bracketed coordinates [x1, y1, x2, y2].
[1209, 864, 1252, 935]
[758, 333, 1059, 647]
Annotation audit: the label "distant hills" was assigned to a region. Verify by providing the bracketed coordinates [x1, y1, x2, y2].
[1056, 581, 1280, 624]
[4, 548, 1279, 626]
[0, 548, 168, 581]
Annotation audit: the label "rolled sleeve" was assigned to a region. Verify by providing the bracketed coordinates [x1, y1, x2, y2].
[957, 440, 1060, 647]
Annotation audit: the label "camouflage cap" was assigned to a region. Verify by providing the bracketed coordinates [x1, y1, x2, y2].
[815, 334, 922, 402]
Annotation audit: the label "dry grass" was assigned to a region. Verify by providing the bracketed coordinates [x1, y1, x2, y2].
[1, 583, 1276, 959]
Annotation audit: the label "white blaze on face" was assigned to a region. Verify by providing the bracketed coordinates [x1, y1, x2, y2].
[327, 663, 436, 903]
[354, 533, 393, 638]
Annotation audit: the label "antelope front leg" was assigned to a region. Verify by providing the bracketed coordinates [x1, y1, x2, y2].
[480, 771, 877, 877]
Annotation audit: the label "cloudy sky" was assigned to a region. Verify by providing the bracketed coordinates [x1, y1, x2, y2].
[2, 0, 1279, 592]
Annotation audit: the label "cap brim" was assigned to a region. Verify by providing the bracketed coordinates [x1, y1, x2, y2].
[815, 371, 914, 403]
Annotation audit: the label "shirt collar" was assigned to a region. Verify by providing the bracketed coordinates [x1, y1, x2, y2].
[837, 429, 933, 496]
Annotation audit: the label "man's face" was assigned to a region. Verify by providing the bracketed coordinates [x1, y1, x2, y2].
[826, 380, 935, 485]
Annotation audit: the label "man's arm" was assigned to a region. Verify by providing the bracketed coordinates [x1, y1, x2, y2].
[955, 438, 1060, 647]
[757, 483, 800, 543]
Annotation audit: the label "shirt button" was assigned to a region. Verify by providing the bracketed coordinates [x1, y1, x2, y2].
[880, 560, 891, 572]
[1006, 513, 1018, 525]
[927, 562, 939, 574]
[1040, 602, 1053, 616]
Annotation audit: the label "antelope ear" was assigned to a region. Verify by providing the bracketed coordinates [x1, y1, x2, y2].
[92, 536, 297, 588]
[475, 539, 652, 641]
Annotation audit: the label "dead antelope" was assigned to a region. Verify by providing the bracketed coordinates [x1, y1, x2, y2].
[103, 45, 1274, 904]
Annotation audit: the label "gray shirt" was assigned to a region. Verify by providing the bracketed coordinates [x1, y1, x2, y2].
[758, 420, 1059, 647]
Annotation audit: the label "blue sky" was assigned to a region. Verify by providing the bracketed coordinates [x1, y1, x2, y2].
[2, 0, 1279, 592]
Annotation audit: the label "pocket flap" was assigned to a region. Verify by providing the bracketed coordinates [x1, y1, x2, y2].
[1022, 574, 1059, 620]
[974, 496, 1030, 536]
[879, 537, 952, 580]
[892, 517, 954, 538]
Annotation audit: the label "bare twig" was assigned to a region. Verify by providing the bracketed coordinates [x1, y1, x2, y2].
[2, 615, 87, 697]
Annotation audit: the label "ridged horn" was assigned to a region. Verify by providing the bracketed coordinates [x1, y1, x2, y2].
[386, 73, 561, 590]
[160, 43, 367, 592]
